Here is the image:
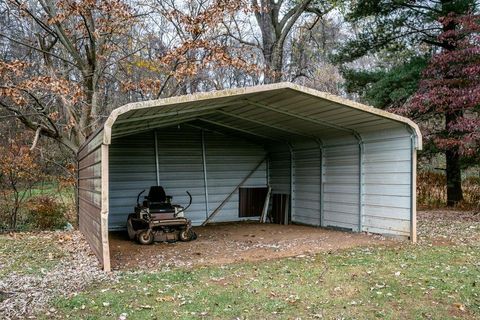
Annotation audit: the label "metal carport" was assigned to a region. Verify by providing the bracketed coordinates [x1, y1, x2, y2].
[77, 82, 422, 271]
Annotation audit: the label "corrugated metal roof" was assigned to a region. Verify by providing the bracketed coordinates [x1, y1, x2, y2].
[101, 82, 422, 149]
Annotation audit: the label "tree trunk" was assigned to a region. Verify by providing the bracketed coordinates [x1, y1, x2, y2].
[445, 111, 463, 206]
[445, 149, 463, 206]
[11, 195, 19, 230]
[262, 42, 284, 84]
[445, 111, 463, 207]
[257, 1, 281, 84]
[440, 0, 463, 206]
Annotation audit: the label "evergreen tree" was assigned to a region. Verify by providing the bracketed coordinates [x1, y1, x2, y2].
[335, 0, 479, 206]
[406, 13, 480, 205]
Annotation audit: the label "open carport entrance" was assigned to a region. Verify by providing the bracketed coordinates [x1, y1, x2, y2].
[77, 83, 422, 271]
[108, 222, 390, 270]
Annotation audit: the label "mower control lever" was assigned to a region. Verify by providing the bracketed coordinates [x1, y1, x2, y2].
[174, 191, 192, 216]
[136, 189, 145, 206]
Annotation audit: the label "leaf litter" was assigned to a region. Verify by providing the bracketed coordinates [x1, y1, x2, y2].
[0, 231, 115, 319]
[0, 209, 479, 319]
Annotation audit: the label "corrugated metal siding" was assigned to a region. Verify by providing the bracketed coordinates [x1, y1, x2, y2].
[155, 127, 206, 225]
[107, 125, 412, 237]
[77, 128, 106, 268]
[109, 131, 157, 229]
[323, 143, 360, 231]
[205, 131, 267, 223]
[268, 150, 291, 195]
[362, 127, 412, 237]
[293, 146, 321, 226]
[108, 126, 267, 227]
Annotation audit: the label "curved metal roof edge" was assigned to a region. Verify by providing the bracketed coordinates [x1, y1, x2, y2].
[102, 82, 422, 150]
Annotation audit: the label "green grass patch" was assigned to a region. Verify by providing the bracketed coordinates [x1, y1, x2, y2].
[52, 244, 480, 319]
[0, 235, 65, 276]
[27, 181, 75, 203]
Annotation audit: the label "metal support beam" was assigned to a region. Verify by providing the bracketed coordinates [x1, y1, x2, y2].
[245, 99, 356, 135]
[216, 110, 316, 139]
[111, 120, 193, 139]
[202, 157, 267, 226]
[314, 139, 325, 227]
[358, 140, 365, 232]
[201, 130, 210, 219]
[154, 130, 160, 186]
[185, 123, 268, 147]
[288, 143, 294, 225]
[408, 128, 418, 243]
[112, 111, 217, 136]
[115, 103, 237, 124]
[197, 118, 284, 143]
[100, 144, 111, 272]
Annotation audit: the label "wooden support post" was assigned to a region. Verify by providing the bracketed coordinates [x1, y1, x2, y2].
[260, 186, 272, 223]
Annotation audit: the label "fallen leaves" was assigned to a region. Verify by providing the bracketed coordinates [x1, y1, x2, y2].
[155, 296, 174, 302]
[0, 231, 114, 319]
[417, 210, 480, 245]
[1, 210, 479, 319]
[453, 302, 466, 312]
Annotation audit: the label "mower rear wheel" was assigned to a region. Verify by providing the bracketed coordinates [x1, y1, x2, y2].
[137, 230, 154, 245]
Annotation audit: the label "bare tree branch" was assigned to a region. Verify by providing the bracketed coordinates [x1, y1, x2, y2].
[0, 33, 79, 68]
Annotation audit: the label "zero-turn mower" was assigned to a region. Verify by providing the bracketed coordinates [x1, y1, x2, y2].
[127, 186, 197, 245]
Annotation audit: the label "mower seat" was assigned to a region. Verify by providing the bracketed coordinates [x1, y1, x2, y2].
[144, 186, 175, 213]
[145, 186, 171, 202]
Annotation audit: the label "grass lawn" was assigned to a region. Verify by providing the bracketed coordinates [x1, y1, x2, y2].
[1, 210, 479, 319]
[27, 182, 75, 203]
[50, 244, 479, 319]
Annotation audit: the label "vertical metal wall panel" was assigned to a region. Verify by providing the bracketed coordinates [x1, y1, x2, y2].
[109, 131, 157, 229]
[155, 127, 206, 225]
[361, 127, 412, 237]
[292, 147, 321, 226]
[205, 131, 267, 222]
[322, 134, 358, 146]
[323, 144, 360, 231]
[268, 151, 291, 195]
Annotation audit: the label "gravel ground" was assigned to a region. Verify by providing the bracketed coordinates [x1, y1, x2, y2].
[110, 222, 389, 270]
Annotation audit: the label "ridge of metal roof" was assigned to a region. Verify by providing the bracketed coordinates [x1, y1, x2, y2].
[102, 82, 422, 149]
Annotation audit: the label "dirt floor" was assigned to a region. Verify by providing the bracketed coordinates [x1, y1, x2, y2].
[109, 222, 391, 270]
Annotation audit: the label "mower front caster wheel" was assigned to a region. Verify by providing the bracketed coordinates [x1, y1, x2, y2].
[179, 229, 197, 241]
[137, 230, 154, 245]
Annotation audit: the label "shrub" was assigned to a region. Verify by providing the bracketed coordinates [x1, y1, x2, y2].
[417, 170, 480, 210]
[417, 171, 446, 208]
[0, 138, 43, 229]
[461, 176, 480, 210]
[27, 196, 66, 230]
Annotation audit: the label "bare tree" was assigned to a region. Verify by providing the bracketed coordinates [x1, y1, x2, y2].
[0, 0, 138, 152]
[249, 0, 333, 83]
